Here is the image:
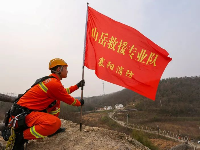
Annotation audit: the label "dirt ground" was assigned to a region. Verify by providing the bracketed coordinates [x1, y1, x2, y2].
[0, 119, 150, 150]
[82, 112, 181, 150]
[0, 112, 193, 150]
[150, 139, 180, 150]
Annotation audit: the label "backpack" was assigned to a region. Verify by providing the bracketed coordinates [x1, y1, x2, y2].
[2, 76, 55, 141]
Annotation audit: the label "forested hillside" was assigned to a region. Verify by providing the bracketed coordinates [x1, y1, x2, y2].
[84, 76, 200, 117]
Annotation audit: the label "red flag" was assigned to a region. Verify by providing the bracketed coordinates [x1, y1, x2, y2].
[84, 6, 172, 100]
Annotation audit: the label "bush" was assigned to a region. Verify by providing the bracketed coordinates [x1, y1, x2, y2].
[101, 115, 120, 129]
[132, 129, 159, 150]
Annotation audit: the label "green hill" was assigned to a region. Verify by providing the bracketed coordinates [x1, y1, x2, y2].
[84, 76, 200, 117]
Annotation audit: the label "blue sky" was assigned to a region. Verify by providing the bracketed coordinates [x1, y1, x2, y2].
[0, 0, 199, 97]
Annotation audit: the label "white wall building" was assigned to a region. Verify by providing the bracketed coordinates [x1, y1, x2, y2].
[104, 106, 112, 110]
[115, 104, 124, 109]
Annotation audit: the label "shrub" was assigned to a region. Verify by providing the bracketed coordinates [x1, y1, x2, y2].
[101, 115, 120, 129]
[132, 129, 159, 150]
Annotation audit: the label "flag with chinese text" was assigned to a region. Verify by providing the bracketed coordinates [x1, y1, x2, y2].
[84, 6, 172, 100]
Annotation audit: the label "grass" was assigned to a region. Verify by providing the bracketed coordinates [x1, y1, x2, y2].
[131, 129, 159, 150]
[101, 115, 120, 129]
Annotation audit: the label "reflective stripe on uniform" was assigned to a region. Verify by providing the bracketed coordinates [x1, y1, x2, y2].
[39, 82, 48, 93]
[30, 126, 46, 139]
[50, 108, 60, 115]
[71, 98, 77, 106]
[66, 88, 71, 94]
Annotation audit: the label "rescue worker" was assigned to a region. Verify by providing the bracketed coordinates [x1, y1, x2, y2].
[10, 58, 85, 150]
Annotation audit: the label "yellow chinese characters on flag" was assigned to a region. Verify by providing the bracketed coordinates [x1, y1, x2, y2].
[84, 6, 172, 100]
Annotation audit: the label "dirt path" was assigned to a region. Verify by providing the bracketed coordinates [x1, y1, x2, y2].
[0, 119, 149, 150]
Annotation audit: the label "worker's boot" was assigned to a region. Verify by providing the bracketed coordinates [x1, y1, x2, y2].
[48, 127, 66, 137]
[12, 132, 28, 150]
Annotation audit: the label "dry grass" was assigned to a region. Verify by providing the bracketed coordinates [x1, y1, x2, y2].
[81, 111, 181, 150]
[114, 110, 200, 140]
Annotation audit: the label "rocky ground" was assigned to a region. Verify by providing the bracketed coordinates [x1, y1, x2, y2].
[0, 119, 150, 150]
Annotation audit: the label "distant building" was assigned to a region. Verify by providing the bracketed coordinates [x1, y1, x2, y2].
[115, 104, 124, 109]
[104, 106, 112, 110]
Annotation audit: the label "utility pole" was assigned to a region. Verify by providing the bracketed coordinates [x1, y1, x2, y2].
[157, 125, 159, 134]
[102, 81, 105, 95]
[160, 100, 162, 107]
[127, 114, 129, 125]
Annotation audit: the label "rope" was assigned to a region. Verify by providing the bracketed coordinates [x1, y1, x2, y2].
[5, 127, 15, 150]
[5, 113, 24, 150]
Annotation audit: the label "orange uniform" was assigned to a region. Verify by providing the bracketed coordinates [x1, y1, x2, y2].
[17, 73, 80, 140]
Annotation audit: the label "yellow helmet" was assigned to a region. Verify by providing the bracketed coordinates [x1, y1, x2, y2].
[49, 58, 68, 70]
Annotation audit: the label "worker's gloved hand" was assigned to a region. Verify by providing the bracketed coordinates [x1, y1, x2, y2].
[76, 80, 85, 88]
[79, 99, 84, 106]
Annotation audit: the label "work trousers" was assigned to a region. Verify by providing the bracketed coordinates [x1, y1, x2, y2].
[23, 101, 61, 140]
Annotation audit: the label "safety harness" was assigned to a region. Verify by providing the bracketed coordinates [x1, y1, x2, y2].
[2, 76, 56, 150]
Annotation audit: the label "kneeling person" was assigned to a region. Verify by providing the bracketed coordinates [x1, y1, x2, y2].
[9, 58, 84, 150]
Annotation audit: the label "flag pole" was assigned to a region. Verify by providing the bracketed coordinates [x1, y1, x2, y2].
[80, 2, 89, 132]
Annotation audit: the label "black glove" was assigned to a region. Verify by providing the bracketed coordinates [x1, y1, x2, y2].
[76, 80, 85, 88]
[79, 99, 84, 106]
